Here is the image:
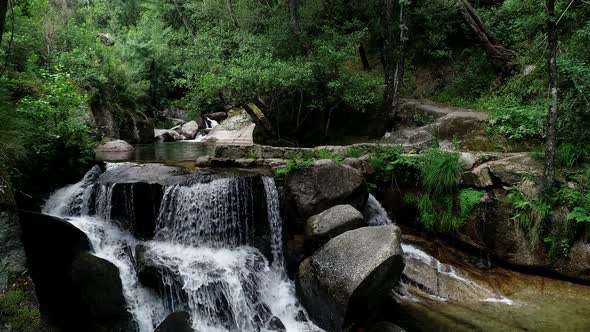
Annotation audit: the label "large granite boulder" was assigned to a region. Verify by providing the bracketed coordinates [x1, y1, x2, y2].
[155, 129, 184, 142]
[305, 205, 365, 245]
[154, 312, 194, 332]
[285, 160, 368, 220]
[95, 140, 134, 153]
[178, 121, 200, 139]
[19, 212, 135, 332]
[297, 225, 404, 331]
[119, 112, 154, 144]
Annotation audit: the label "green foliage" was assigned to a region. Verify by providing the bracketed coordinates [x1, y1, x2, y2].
[459, 189, 484, 218]
[508, 189, 551, 246]
[0, 290, 41, 332]
[544, 236, 571, 262]
[419, 149, 462, 195]
[273, 157, 313, 178]
[405, 192, 464, 232]
[557, 143, 590, 168]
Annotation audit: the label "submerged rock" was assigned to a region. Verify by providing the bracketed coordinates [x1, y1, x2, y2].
[297, 225, 404, 331]
[305, 204, 365, 245]
[285, 160, 368, 220]
[154, 312, 194, 332]
[367, 321, 407, 332]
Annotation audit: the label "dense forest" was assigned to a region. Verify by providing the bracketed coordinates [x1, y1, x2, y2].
[1, 1, 590, 331]
[0, 0, 588, 204]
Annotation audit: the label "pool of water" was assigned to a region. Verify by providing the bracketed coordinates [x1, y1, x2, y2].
[95, 142, 216, 163]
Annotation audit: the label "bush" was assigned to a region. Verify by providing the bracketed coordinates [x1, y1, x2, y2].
[508, 189, 551, 246]
[0, 290, 41, 332]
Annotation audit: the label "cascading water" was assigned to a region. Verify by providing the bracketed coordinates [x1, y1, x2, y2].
[364, 194, 513, 304]
[43, 165, 322, 332]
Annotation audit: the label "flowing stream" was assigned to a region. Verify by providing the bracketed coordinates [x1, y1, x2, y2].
[43, 165, 321, 332]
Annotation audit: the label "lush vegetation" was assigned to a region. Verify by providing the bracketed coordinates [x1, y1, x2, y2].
[0, 289, 41, 332]
[0, 0, 588, 204]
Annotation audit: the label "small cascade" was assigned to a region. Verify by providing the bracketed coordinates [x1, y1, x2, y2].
[43, 166, 321, 332]
[263, 177, 285, 268]
[365, 194, 394, 226]
[364, 193, 513, 305]
[155, 177, 258, 247]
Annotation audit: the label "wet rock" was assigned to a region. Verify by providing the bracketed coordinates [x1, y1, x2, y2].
[285, 160, 368, 220]
[205, 112, 228, 122]
[0, 171, 26, 291]
[70, 252, 137, 331]
[95, 140, 134, 152]
[119, 112, 154, 144]
[265, 316, 286, 332]
[178, 121, 200, 139]
[297, 225, 404, 331]
[154, 312, 194, 332]
[96, 163, 187, 185]
[367, 321, 407, 332]
[195, 156, 212, 167]
[19, 212, 135, 331]
[155, 129, 184, 142]
[305, 205, 365, 245]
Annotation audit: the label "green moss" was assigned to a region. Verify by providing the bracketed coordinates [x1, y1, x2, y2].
[0, 290, 41, 332]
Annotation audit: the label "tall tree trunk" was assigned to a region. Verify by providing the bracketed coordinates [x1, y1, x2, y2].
[382, 0, 413, 121]
[226, 0, 239, 29]
[543, 0, 558, 192]
[456, 0, 513, 71]
[287, 0, 308, 52]
[0, 0, 8, 47]
[359, 44, 370, 70]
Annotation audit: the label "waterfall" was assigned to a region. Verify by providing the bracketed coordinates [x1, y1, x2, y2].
[43, 166, 321, 332]
[365, 194, 394, 226]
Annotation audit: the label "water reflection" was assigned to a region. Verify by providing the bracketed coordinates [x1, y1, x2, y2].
[96, 142, 216, 163]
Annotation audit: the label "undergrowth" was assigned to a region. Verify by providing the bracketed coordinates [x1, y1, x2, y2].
[0, 289, 41, 332]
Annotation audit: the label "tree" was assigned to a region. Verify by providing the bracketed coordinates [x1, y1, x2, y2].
[0, 0, 8, 47]
[456, 0, 514, 71]
[543, 0, 558, 192]
[382, 0, 413, 121]
[287, 0, 308, 52]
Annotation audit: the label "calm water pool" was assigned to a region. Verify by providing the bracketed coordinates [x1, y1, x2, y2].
[95, 142, 216, 163]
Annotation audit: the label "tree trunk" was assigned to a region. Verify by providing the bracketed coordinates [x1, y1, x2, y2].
[0, 0, 8, 47]
[226, 0, 239, 29]
[359, 44, 370, 70]
[287, 0, 308, 52]
[382, 0, 413, 121]
[456, 0, 514, 71]
[543, 0, 558, 192]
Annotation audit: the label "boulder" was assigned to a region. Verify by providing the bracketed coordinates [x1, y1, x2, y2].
[459, 152, 476, 170]
[119, 112, 154, 144]
[486, 153, 543, 186]
[305, 205, 365, 244]
[265, 316, 286, 332]
[95, 140, 134, 153]
[297, 225, 404, 331]
[427, 111, 487, 140]
[285, 160, 368, 220]
[70, 252, 137, 331]
[367, 322, 407, 332]
[205, 112, 228, 122]
[19, 212, 135, 331]
[155, 129, 183, 142]
[178, 121, 200, 139]
[461, 164, 494, 188]
[154, 312, 194, 332]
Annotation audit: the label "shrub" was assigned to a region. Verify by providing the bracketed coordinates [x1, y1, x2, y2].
[273, 156, 313, 178]
[557, 143, 590, 168]
[419, 149, 462, 195]
[459, 189, 484, 218]
[508, 189, 551, 246]
[0, 290, 41, 332]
